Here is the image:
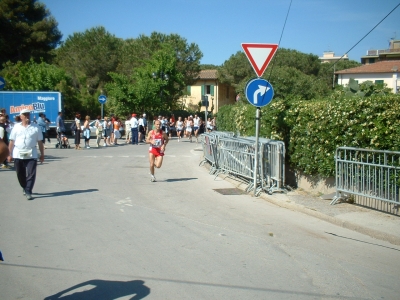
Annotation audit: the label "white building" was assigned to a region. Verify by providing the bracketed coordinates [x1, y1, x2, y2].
[335, 60, 400, 93]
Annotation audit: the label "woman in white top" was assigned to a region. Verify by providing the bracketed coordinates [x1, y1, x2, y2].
[176, 117, 183, 141]
[185, 117, 193, 142]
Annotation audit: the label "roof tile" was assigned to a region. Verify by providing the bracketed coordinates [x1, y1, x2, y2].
[335, 60, 400, 74]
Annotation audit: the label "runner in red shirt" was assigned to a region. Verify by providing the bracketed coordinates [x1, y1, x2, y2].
[146, 120, 169, 182]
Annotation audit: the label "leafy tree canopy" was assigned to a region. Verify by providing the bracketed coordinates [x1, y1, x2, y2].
[0, 0, 62, 66]
[106, 44, 185, 118]
[54, 26, 123, 93]
[116, 32, 202, 86]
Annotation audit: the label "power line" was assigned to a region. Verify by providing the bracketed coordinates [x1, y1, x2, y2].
[267, 0, 293, 82]
[330, 2, 400, 71]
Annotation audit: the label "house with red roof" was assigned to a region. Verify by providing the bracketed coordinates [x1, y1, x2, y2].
[335, 60, 400, 93]
[179, 70, 236, 114]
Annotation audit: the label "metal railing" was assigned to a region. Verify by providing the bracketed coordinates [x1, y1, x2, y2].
[199, 132, 286, 196]
[331, 147, 400, 207]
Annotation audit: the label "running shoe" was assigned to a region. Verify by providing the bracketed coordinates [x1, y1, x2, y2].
[151, 175, 156, 182]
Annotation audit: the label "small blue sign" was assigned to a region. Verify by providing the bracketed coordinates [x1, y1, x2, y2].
[245, 78, 274, 107]
[0, 77, 5, 90]
[98, 95, 107, 105]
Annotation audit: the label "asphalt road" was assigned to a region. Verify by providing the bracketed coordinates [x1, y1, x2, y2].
[1, 137, 399, 300]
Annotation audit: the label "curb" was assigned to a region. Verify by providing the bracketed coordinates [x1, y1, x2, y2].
[202, 163, 400, 246]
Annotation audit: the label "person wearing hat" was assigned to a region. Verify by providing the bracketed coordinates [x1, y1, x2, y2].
[7, 109, 44, 200]
[130, 114, 139, 145]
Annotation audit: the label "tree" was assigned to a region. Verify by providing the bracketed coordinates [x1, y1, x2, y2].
[0, 59, 80, 117]
[106, 44, 185, 117]
[54, 26, 122, 93]
[116, 32, 202, 86]
[0, 0, 62, 66]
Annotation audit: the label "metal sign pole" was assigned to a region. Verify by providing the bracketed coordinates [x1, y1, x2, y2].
[101, 104, 104, 119]
[253, 107, 260, 196]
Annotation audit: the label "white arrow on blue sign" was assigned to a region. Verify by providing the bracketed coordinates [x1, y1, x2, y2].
[0, 77, 6, 90]
[98, 95, 107, 105]
[245, 78, 274, 107]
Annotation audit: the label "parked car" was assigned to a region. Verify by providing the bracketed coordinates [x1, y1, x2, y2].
[81, 120, 125, 137]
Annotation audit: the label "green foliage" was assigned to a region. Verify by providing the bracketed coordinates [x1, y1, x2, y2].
[116, 32, 202, 86]
[218, 48, 333, 101]
[337, 78, 392, 98]
[105, 44, 185, 117]
[54, 26, 122, 93]
[0, 59, 80, 118]
[0, 0, 62, 66]
[217, 93, 400, 177]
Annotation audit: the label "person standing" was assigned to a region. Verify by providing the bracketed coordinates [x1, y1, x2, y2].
[102, 117, 111, 146]
[56, 111, 65, 133]
[138, 115, 145, 143]
[74, 113, 82, 150]
[146, 120, 168, 182]
[125, 115, 132, 144]
[7, 109, 44, 200]
[95, 115, 102, 147]
[113, 117, 121, 145]
[130, 114, 139, 145]
[142, 113, 147, 139]
[44, 114, 51, 143]
[0, 114, 11, 168]
[83, 115, 91, 148]
[37, 113, 47, 149]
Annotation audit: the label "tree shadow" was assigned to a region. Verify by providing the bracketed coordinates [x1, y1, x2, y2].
[44, 279, 150, 299]
[164, 178, 197, 182]
[33, 189, 98, 199]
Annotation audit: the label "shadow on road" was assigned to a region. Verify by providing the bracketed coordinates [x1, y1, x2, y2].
[44, 279, 150, 299]
[33, 189, 99, 199]
[164, 178, 197, 182]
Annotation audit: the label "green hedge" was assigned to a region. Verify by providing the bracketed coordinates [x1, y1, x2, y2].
[216, 94, 400, 177]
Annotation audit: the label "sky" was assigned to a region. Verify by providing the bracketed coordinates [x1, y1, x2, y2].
[40, 0, 400, 66]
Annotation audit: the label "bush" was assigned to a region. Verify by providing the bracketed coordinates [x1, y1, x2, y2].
[216, 94, 400, 177]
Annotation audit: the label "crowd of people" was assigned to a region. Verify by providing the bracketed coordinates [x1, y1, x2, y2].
[0, 108, 218, 198]
[68, 113, 217, 149]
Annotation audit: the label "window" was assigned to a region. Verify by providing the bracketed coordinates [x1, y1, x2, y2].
[202, 84, 215, 96]
[375, 80, 384, 87]
[368, 58, 375, 64]
[186, 85, 191, 96]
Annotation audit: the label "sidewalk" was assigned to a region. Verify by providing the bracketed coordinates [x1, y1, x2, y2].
[208, 170, 400, 246]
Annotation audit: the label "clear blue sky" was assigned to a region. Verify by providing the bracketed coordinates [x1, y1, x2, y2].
[40, 0, 400, 65]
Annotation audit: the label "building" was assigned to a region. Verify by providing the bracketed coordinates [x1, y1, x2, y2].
[361, 39, 400, 65]
[319, 51, 348, 63]
[179, 70, 236, 114]
[335, 60, 400, 93]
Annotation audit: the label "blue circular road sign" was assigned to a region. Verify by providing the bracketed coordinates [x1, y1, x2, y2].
[98, 95, 107, 105]
[245, 78, 274, 107]
[0, 76, 6, 90]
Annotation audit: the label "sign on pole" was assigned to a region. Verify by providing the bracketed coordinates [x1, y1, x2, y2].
[242, 43, 278, 196]
[241, 43, 278, 77]
[245, 78, 274, 107]
[98, 95, 107, 105]
[0, 77, 6, 90]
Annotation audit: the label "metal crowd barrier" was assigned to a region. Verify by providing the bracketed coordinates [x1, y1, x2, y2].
[331, 147, 400, 206]
[199, 132, 286, 196]
[199, 131, 235, 174]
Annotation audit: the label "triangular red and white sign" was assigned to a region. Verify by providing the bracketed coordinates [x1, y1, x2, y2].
[241, 43, 278, 77]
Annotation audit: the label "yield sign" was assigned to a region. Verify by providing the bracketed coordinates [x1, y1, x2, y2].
[241, 43, 278, 77]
